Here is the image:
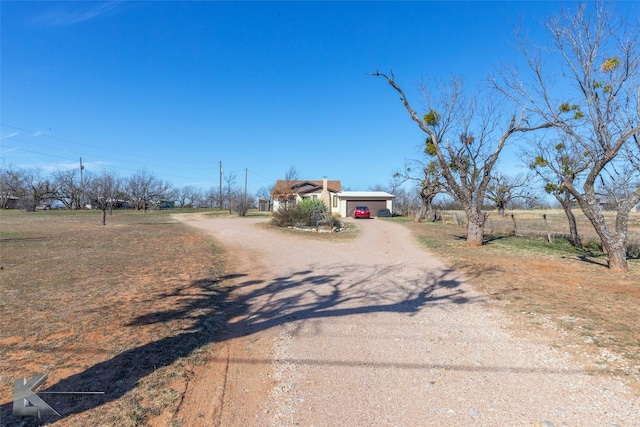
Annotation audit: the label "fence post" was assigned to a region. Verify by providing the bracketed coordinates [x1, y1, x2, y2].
[543, 213, 552, 243]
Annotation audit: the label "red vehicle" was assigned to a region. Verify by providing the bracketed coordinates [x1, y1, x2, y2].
[352, 206, 370, 219]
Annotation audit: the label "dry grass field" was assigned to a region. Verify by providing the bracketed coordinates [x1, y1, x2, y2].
[0, 209, 234, 426]
[0, 208, 639, 426]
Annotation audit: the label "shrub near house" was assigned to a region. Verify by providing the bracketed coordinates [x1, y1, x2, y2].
[272, 199, 341, 231]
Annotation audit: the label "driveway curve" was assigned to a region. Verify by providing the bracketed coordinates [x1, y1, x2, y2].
[173, 214, 640, 426]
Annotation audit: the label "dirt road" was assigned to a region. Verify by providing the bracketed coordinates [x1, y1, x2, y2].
[173, 215, 640, 426]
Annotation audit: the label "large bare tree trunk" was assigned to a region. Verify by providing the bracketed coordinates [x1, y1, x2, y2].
[426, 204, 436, 222]
[465, 209, 487, 247]
[605, 239, 628, 273]
[556, 191, 582, 247]
[577, 196, 630, 272]
[414, 204, 427, 223]
[565, 209, 582, 248]
[466, 221, 484, 247]
[414, 192, 437, 223]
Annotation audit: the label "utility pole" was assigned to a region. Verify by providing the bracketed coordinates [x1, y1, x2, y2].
[244, 168, 248, 208]
[219, 161, 223, 210]
[79, 157, 84, 210]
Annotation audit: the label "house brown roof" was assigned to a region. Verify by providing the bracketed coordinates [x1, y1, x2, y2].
[272, 180, 342, 195]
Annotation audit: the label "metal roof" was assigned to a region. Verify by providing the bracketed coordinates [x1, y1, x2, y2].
[337, 191, 395, 198]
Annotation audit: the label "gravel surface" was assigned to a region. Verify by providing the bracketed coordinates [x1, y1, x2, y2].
[176, 215, 640, 427]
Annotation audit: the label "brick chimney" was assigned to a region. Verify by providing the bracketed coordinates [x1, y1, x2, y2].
[321, 176, 330, 210]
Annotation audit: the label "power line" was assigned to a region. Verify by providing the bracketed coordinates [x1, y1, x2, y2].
[0, 123, 214, 167]
[1, 124, 278, 190]
[0, 144, 79, 162]
[3, 135, 213, 172]
[248, 169, 276, 185]
[0, 144, 213, 183]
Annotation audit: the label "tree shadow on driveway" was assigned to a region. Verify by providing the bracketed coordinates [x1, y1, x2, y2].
[1, 264, 480, 426]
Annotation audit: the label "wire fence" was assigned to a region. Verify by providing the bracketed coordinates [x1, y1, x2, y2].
[439, 209, 640, 255]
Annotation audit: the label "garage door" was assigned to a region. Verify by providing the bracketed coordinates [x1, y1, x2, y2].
[346, 200, 388, 217]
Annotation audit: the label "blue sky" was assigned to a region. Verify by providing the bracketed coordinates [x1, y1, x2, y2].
[1, 1, 632, 195]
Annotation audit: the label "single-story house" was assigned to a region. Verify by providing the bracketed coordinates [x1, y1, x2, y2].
[271, 177, 395, 217]
[272, 177, 342, 216]
[337, 191, 395, 217]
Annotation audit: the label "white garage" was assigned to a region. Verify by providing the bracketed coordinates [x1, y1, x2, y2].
[337, 191, 395, 217]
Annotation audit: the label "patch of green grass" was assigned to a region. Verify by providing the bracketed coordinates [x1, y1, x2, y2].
[483, 233, 606, 259]
[0, 230, 28, 239]
[410, 218, 609, 262]
[244, 210, 273, 217]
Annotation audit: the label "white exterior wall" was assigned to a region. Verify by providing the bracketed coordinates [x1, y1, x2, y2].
[273, 192, 341, 214]
[339, 200, 348, 218]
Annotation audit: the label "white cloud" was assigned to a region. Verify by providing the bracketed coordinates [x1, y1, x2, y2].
[39, 160, 109, 173]
[31, 131, 43, 137]
[0, 131, 20, 139]
[41, 162, 77, 173]
[0, 147, 18, 156]
[34, 2, 123, 27]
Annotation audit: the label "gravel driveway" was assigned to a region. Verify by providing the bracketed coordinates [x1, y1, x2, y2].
[175, 215, 640, 426]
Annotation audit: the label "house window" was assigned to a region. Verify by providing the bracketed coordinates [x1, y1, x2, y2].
[332, 195, 338, 208]
[312, 195, 318, 199]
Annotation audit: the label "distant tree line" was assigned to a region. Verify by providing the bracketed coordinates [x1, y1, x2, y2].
[0, 166, 255, 224]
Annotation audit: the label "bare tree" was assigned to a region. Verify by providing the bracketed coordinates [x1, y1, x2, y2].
[163, 186, 179, 208]
[85, 170, 121, 225]
[393, 157, 445, 222]
[0, 166, 18, 209]
[202, 187, 217, 208]
[508, 189, 546, 210]
[229, 189, 253, 216]
[223, 172, 237, 213]
[126, 169, 169, 212]
[371, 71, 551, 245]
[284, 166, 300, 182]
[1, 167, 56, 211]
[271, 166, 300, 207]
[485, 173, 528, 216]
[190, 189, 204, 208]
[52, 169, 82, 210]
[369, 181, 417, 216]
[527, 139, 587, 247]
[176, 185, 198, 208]
[396, 187, 421, 216]
[494, 3, 640, 271]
